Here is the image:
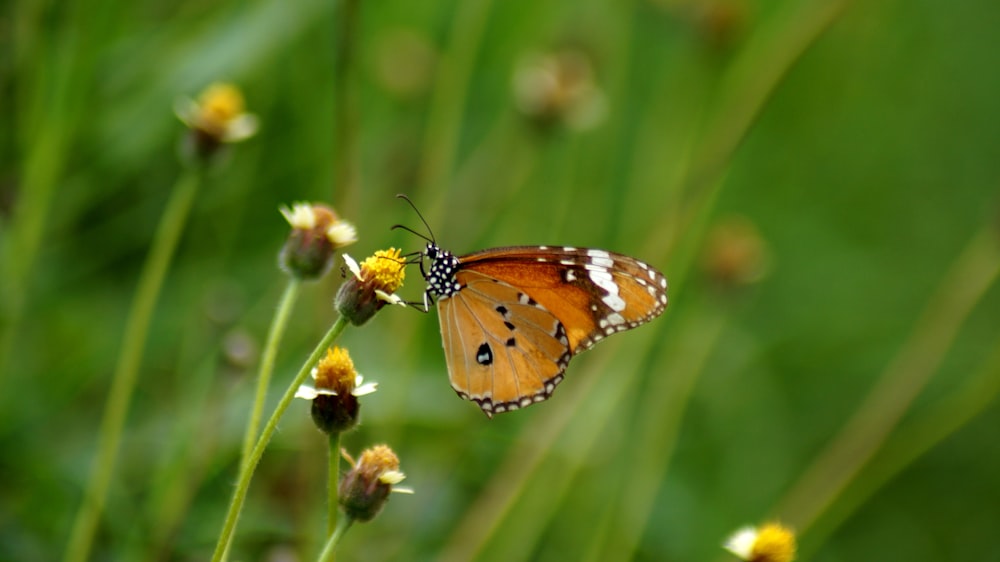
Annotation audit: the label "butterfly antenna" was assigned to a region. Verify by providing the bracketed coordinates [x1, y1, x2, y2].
[399, 250, 424, 265]
[390, 223, 434, 244]
[393, 194, 436, 243]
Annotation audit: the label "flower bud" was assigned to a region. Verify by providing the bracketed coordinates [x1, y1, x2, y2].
[279, 203, 358, 280]
[339, 445, 407, 522]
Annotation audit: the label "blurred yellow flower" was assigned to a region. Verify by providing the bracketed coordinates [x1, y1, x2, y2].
[175, 82, 259, 143]
[724, 522, 796, 562]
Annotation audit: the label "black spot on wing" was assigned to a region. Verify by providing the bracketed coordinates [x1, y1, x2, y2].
[476, 342, 493, 366]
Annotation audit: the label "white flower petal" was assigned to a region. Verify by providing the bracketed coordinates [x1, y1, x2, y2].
[378, 470, 406, 485]
[343, 254, 362, 280]
[327, 221, 358, 247]
[353, 381, 379, 396]
[375, 290, 406, 306]
[391, 486, 415, 495]
[222, 114, 259, 142]
[723, 526, 758, 560]
[295, 385, 320, 400]
[280, 202, 317, 229]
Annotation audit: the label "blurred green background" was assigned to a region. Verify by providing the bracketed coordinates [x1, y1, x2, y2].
[3, 0, 1000, 560]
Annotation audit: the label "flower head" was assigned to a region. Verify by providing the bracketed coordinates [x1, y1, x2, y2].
[279, 203, 358, 280]
[701, 215, 770, 290]
[339, 444, 412, 522]
[175, 82, 258, 163]
[335, 248, 407, 326]
[295, 347, 375, 433]
[723, 522, 797, 562]
[512, 49, 606, 132]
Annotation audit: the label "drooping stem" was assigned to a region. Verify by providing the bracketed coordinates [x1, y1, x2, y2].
[63, 168, 202, 562]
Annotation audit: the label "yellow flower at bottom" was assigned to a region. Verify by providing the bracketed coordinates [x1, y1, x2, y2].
[724, 522, 796, 562]
[295, 347, 376, 434]
[314, 347, 357, 394]
[339, 444, 411, 522]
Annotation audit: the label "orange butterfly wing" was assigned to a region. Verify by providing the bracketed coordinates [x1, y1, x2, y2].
[438, 269, 571, 416]
[434, 246, 668, 417]
[458, 246, 668, 352]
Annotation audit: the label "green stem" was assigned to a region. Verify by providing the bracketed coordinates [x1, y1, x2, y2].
[318, 514, 354, 562]
[328, 432, 342, 537]
[240, 279, 302, 469]
[212, 316, 350, 562]
[63, 168, 202, 562]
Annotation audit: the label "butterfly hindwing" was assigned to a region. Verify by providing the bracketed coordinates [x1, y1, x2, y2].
[438, 269, 571, 417]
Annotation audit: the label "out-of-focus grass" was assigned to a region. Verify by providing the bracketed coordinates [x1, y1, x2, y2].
[3, 0, 1000, 560]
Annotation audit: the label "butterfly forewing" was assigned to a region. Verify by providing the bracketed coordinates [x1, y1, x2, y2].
[457, 246, 668, 352]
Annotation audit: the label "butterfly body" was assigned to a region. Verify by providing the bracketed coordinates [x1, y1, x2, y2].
[421, 243, 668, 417]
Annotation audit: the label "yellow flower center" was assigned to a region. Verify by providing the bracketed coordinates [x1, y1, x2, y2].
[750, 523, 796, 562]
[362, 248, 406, 292]
[197, 83, 245, 128]
[358, 444, 401, 479]
[313, 347, 357, 394]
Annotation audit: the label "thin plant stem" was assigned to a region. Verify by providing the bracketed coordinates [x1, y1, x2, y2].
[240, 279, 302, 469]
[63, 168, 202, 562]
[327, 432, 342, 537]
[212, 316, 350, 562]
[318, 514, 354, 562]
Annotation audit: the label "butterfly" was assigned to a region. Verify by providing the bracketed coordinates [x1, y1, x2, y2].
[397, 198, 668, 417]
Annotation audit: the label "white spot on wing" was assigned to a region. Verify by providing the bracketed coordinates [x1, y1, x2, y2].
[586, 249, 614, 269]
[605, 312, 626, 326]
[603, 293, 626, 312]
[589, 268, 620, 298]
